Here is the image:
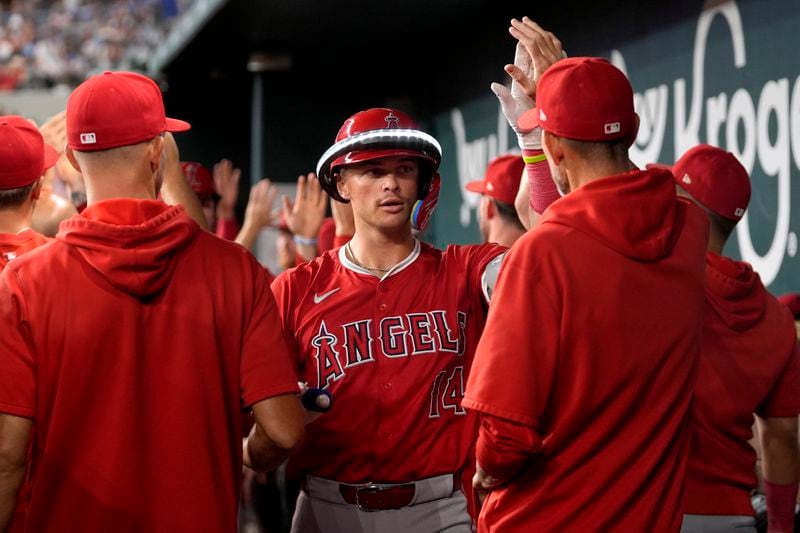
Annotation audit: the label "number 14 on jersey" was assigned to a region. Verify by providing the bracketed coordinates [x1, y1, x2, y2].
[429, 366, 466, 418]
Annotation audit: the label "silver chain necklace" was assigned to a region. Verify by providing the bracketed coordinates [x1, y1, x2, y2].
[345, 242, 391, 273]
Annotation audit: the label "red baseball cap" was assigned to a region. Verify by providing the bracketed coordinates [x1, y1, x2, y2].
[67, 71, 190, 152]
[0, 115, 59, 190]
[180, 161, 216, 198]
[669, 144, 751, 221]
[465, 154, 524, 205]
[518, 57, 637, 143]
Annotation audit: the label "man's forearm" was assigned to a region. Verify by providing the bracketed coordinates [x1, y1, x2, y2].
[0, 464, 26, 532]
[0, 414, 32, 532]
[758, 415, 799, 533]
[759, 416, 800, 485]
[243, 424, 295, 474]
[234, 222, 259, 251]
[161, 163, 208, 230]
[295, 242, 318, 261]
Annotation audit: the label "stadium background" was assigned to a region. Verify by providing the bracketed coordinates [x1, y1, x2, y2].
[1, 0, 797, 294]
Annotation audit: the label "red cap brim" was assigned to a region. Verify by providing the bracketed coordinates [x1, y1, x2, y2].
[165, 117, 191, 132]
[646, 163, 672, 172]
[465, 180, 486, 194]
[42, 143, 59, 170]
[518, 108, 541, 132]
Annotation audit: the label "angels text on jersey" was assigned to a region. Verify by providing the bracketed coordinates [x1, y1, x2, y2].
[310, 310, 468, 418]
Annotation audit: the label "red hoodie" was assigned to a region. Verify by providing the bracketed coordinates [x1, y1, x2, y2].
[1, 229, 51, 533]
[0, 229, 51, 271]
[463, 168, 709, 532]
[0, 199, 298, 533]
[684, 253, 800, 516]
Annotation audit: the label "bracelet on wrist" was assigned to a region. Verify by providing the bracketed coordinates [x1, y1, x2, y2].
[293, 235, 318, 246]
[523, 153, 547, 164]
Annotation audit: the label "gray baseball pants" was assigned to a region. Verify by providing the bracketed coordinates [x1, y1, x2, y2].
[290, 473, 472, 533]
[681, 514, 757, 532]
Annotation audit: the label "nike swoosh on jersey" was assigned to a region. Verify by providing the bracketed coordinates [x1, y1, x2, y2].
[313, 288, 341, 304]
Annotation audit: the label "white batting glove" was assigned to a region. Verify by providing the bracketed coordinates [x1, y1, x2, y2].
[491, 42, 542, 151]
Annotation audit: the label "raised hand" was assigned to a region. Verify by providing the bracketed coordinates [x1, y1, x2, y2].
[213, 159, 241, 220]
[493, 18, 566, 150]
[243, 179, 278, 231]
[491, 42, 536, 135]
[38, 110, 67, 154]
[508, 17, 566, 102]
[281, 172, 327, 241]
[233, 179, 279, 251]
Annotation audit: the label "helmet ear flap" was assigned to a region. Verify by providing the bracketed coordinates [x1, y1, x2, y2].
[416, 160, 434, 200]
[411, 173, 440, 232]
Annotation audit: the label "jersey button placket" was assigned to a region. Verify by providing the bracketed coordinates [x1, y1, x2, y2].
[376, 282, 389, 312]
[375, 281, 394, 442]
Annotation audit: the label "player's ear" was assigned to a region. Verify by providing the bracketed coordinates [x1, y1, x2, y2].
[148, 135, 164, 173]
[542, 131, 564, 166]
[65, 146, 81, 173]
[623, 113, 641, 149]
[485, 196, 495, 219]
[335, 171, 350, 201]
[30, 177, 44, 201]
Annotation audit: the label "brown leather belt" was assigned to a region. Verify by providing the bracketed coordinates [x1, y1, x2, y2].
[338, 473, 461, 512]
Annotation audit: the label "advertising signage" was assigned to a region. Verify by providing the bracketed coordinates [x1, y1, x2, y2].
[430, 0, 799, 294]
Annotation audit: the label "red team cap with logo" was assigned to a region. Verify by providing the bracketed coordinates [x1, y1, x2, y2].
[669, 144, 751, 221]
[67, 71, 190, 152]
[180, 161, 217, 198]
[518, 57, 637, 143]
[0, 115, 59, 189]
[465, 154, 524, 205]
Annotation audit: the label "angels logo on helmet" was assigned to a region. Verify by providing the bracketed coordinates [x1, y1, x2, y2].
[385, 112, 400, 128]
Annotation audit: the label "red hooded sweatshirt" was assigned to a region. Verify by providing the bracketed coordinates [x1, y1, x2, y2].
[684, 253, 800, 516]
[0, 199, 298, 533]
[463, 168, 709, 532]
[0, 229, 50, 271]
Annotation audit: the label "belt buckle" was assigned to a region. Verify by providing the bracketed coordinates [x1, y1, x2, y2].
[355, 483, 382, 512]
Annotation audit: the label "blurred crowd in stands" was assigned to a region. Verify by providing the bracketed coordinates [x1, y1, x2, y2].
[0, 0, 190, 90]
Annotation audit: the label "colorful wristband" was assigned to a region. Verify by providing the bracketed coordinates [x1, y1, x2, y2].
[293, 235, 318, 246]
[764, 479, 798, 533]
[523, 153, 547, 164]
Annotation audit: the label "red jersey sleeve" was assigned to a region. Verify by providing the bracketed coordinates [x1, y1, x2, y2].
[216, 217, 239, 241]
[332, 234, 352, 248]
[757, 340, 800, 418]
[448, 243, 506, 307]
[463, 232, 559, 427]
[270, 269, 304, 373]
[477, 415, 543, 481]
[240, 259, 299, 407]
[0, 268, 36, 418]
